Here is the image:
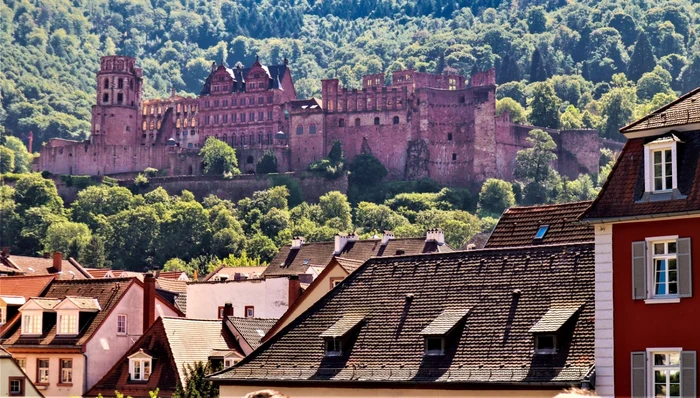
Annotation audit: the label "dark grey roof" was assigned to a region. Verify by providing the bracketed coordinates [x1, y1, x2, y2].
[228, 317, 277, 351]
[200, 63, 288, 95]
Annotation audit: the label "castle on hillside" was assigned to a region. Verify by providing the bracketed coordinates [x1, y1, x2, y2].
[36, 55, 611, 186]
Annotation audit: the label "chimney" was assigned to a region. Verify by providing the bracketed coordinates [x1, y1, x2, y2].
[334, 234, 348, 255]
[291, 236, 305, 249]
[233, 272, 242, 281]
[223, 302, 234, 318]
[426, 229, 445, 245]
[143, 272, 156, 333]
[53, 252, 63, 273]
[288, 277, 302, 307]
[381, 231, 395, 246]
[1, 247, 9, 257]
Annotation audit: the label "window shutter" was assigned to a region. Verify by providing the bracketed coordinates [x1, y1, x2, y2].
[682, 351, 696, 398]
[631, 351, 647, 398]
[632, 241, 647, 300]
[677, 237, 692, 298]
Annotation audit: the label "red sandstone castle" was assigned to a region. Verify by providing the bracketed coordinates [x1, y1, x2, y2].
[37, 55, 608, 186]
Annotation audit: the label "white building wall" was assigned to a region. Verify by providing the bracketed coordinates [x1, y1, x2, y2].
[594, 222, 614, 397]
[0, 357, 44, 397]
[186, 277, 291, 319]
[84, 283, 180, 390]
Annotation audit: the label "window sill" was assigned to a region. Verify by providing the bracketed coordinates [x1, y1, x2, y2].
[644, 297, 681, 304]
[57, 383, 73, 387]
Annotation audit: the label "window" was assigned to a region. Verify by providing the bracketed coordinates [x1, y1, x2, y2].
[653, 352, 681, 397]
[534, 334, 557, 354]
[223, 100, 228, 107]
[37, 359, 49, 384]
[330, 277, 343, 289]
[653, 149, 673, 192]
[58, 314, 78, 335]
[296, 125, 303, 135]
[447, 133, 453, 141]
[249, 112, 255, 121]
[258, 133, 263, 144]
[534, 225, 549, 240]
[452, 153, 457, 161]
[249, 97, 254, 105]
[223, 114, 228, 124]
[355, 118, 361, 127]
[224, 358, 237, 368]
[325, 338, 342, 356]
[652, 240, 678, 297]
[0, 306, 5, 324]
[117, 314, 127, 335]
[449, 78, 456, 90]
[245, 306, 254, 317]
[424, 337, 445, 356]
[338, 118, 345, 127]
[22, 314, 41, 335]
[393, 116, 399, 124]
[218, 306, 225, 319]
[9, 377, 24, 396]
[142, 121, 147, 131]
[258, 111, 264, 121]
[118, 78, 124, 89]
[191, 118, 196, 127]
[267, 111, 273, 120]
[59, 359, 73, 384]
[268, 96, 273, 104]
[103, 93, 109, 103]
[309, 124, 317, 134]
[258, 97, 264, 104]
[374, 117, 380, 125]
[176, 119, 181, 128]
[117, 93, 123, 104]
[104, 78, 109, 89]
[130, 358, 152, 381]
[240, 113, 246, 122]
[644, 139, 678, 194]
[204, 116, 210, 125]
[15, 358, 26, 373]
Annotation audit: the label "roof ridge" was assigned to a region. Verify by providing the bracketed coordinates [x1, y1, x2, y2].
[162, 316, 225, 322]
[506, 200, 593, 212]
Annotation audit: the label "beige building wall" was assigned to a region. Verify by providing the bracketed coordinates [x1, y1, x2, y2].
[220, 385, 567, 398]
[10, 353, 84, 398]
[0, 357, 44, 397]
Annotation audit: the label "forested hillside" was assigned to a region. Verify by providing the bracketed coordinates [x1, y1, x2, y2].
[1, 0, 700, 147]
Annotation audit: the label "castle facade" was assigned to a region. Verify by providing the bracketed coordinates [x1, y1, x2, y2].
[37, 56, 606, 186]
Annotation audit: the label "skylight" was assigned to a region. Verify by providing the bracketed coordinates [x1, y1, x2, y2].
[534, 225, 549, 240]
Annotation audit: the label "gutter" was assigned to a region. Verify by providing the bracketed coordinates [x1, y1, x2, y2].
[582, 209, 700, 225]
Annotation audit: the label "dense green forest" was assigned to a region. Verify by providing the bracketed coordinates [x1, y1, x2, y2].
[1, 0, 700, 147]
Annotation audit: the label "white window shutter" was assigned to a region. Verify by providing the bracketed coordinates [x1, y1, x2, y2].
[631, 351, 647, 398]
[678, 237, 692, 298]
[682, 351, 696, 398]
[632, 241, 647, 300]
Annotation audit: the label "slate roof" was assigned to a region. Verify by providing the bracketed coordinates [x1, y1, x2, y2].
[263, 237, 452, 278]
[200, 63, 289, 95]
[582, 131, 700, 220]
[485, 201, 593, 248]
[210, 243, 594, 388]
[227, 317, 277, 352]
[0, 278, 134, 347]
[87, 317, 242, 398]
[621, 87, 700, 134]
[0, 255, 92, 279]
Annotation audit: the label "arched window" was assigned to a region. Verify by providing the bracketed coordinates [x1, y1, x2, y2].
[150, 121, 155, 129]
[183, 118, 189, 128]
[176, 119, 181, 128]
[142, 121, 147, 130]
[118, 78, 123, 89]
[393, 116, 399, 125]
[296, 125, 303, 135]
[309, 124, 317, 134]
[104, 78, 109, 89]
[191, 118, 196, 127]
[374, 117, 380, 125]
[267, 133, 272, 144]
[150, 106, 154, 115]
[157, 106, 162, 115]
[156, 120, 161, 129]
[355, 118, 361, 127]
[142, 106, 148, 115]
[177, 103, 182, 113]
[338, 118, 345, 127]
[249, 134, 254, 145]
[247, 155, 254, 164]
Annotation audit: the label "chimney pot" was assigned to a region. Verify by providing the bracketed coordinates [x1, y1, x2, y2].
[143, 272, 156, 333]
[53, 252, 63, 273]
[425, 229, 445, 245]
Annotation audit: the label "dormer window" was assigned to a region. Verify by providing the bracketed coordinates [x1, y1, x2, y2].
[58, 313, 78, 335]
[534, 334, 557, 354]
[420, 308, 470, 357]
[424, 336, 445, 356]
[128, 349, 152, 381]
[325, 338, 342, 356]
[529, 305, 581, 355]
[54, 297, 101, 336]
[644, 136, 679, 194]
[21, 314, 41, 335]
[320, 314, 365, 357]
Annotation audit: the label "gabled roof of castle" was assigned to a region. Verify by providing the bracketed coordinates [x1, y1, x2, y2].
[200, 62, 289, 95]
[485, 201, 593, 248]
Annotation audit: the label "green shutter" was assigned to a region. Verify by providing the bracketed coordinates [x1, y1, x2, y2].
[682, 351, 696, 398]
[677, 237, 692, 298]
[631, 351, 647, 398]
[632, 241, 647, 300]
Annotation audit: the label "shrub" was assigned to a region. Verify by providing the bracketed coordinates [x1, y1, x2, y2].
[349, 153, 387, 186]
[134, 173, 149, 188]
[144, 167, 159, 177]
[256, 151, 278, 174]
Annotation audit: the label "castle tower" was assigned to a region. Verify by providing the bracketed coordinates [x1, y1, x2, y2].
[90, 56, 143, 146]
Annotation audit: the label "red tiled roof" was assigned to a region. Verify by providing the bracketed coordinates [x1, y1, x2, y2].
[582, 133, 700, 220]
[0, 255, 92, 280]
[85, 269, 113, 278]
[0, 275, 54, 298]
[621, 87, 700, 134]
[157, 271, 188, 280]
[204, 266, 267, 282]
[485, 201, 593, 248]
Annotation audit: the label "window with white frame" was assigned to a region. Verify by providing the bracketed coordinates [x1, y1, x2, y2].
[130, 357, 152, 381]
[37, 359, 49, 383]
[652, 240, 678, 297]
[324, 338, 342, 356]
[652, 351, 681, 397]
[60, 359, 73, 384]
[644, 138, 678, 194]
[0, 306, 5, 324]
[653, 148, 673, 191]
[9, 377, 23, 396]
[117, 314, 127, 335]
[224, 357, 238, 368]
[58, 313, 78, 335]
[21, 314, 41, 335]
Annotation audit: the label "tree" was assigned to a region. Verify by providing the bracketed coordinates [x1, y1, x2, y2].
[514, 129, 558, 184]
[348, 153, 387, 186]
[255, 151, 278, 174]
[627, 32, 656, 82]
[247, 233, 278, 263]
[526, 6, 547, 34]
[318, 191, 352, 231]
[0, 146, 15, 173]
[200, 137, 239, 175]
[328, 140, 345, 164]
[71, 186, 135, 229]
[680, 53, 700, 93]
[106, 206, 161, 271]
[600, 84, 636, 140]
[43, 221, 91, 255]
[80, 235, 106, 268]
[163, 258, 189, 273]
[158, 201, 210, 263]
[2, 136, 31, 172]
[13, 174, 63, 213]
[497, 54, 521, 84]
[477, 179, 515, 217]
[559, 105, 584, 129]
[636, 67, 673, 101]
[173, 361, 219, 398]
[528, 82, 561, 128]
[495, 98, 527, 123]
[529, 48, 547, 83]
[354, 202, 409, 232]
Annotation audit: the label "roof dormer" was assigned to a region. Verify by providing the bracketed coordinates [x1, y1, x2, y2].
[529, 304, 581, 355]
[54, 296, 101, 336]
[0, 296, 25, 325]
[320, 314, 365, 357]
[19, 298, 60, 335]
[420, 308, 470, 356]
[641, 134, 686, 202]
[128, 349, 153, 381]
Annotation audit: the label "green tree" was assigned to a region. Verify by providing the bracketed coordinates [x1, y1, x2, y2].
[14, 174, 63, 213]
[106, 206, 161, 271]
[477, 179, 515, 217]
[0, 146, 15, 173]
[526, 6, 547, 34]
[158, 201, 210, 263]
[528, 82, 561, 128]
[627, 32, 655, 82]
[328, 140, 345, 164]
[200, 137, 239, 175]
[255, 150, 278, 174]
[348, 153, 387, 186]
[514, 129, 558, 184]
[80, 235, 106, 269]
[247, 233, 278, 263]
[43, 221, 91, 255]
[354, 202, 409, 232]
[163, 258, 189, 273]
[529, 48, 548, 83]
[173, 361, 219, 398]
[318, 191, 352, 231]
[680, 53, 700, 93]
[71, 185, 135, 229]
[600, 83, 636, 140]
[636, 66, 673, 101]
[495, 98, 527, 123]
[497, 54, 521, 84]
[560, 105, 584, 129]
[2, 136, 31, 172]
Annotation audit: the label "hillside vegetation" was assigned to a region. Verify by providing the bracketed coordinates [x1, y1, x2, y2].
[1, 0, 699, 147]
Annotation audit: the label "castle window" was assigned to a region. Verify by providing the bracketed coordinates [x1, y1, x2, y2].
[176, 119, 181, 128]
[118, 78, 124, 89]
[103, 93, 109, 103]
[258, 133, 263, 144]
[268, 96, 273, 104]
[204, 116, 210, 125]
[459, 96, 465, 103]
[191, 104, 196, 112]
[104, 78, 109, 89]
[214, 85, 219, 92]
[223, 100, 228, 107]
[156, 121, 161, 129]
[249, 97, 255, 105]
[232, 134, 237, 146]
[232, 99, 237, 106]
[214, 100, 219, 107]
[214, 115, 219, 124]
[267, 111, 272, 120]
[130, 79, 133, 90]
[452, 153, 457, 161]
[177, 103, 182, 113]
[339, 119, 345, 127]
[184, 118, 189, 127]
[232, 114, 237, 123]
[191, 118, 196, 127]
[150, 106, 155, 115]
[374, 117, 380, 125]
[142, 121, 147, 131]
[157, 106, 162, 114]
[241, 113, 246, 122]
[223, 115, 228, 124]
[247, 156, 254, 164]
[393, 116, 399, 125]
[143, 106, 148, 115]
[258, 97, 264, 104]
[150, 121, 155, 129]
[448, 133, 453, 141]
[449, 78, 456, 90]
[355, 118, 361, 127]
[296, 125, 303, 135]
[205, 101, 210, 109]
[258, 111, 264, 121]
[249, 134, 254, 145]
[223, 134, 227, 144]
[267, 133, 272, 145]
[117, 93, 123, 104]
[309, 124, 317, 134]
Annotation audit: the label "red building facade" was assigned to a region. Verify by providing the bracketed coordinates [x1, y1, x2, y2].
[582, 89, 700, 397]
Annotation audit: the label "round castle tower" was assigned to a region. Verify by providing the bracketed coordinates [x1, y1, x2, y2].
[90, 56, 143, 146]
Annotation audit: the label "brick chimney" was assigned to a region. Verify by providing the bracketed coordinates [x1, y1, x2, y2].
[381, 231, 395, 245]
[52, 252, 63, 273]
[288, 277, 302, 307]
[426, 229, 445, 245]
[223, 302, 234, 318]
[143, 272, 156, 333]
